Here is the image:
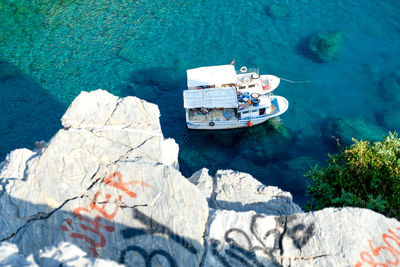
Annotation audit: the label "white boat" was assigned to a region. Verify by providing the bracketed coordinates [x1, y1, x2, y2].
[183, 64, 289, 130]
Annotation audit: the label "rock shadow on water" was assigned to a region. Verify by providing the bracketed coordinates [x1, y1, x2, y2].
[297, 34, 318, 62]
[120, 66, 187, 136]
[0, 61, 66, 161]
[178, 119, 294, 178]
[276, 157, 320, 206]
[178, 129, 241, 177]
[239, 119, 294, 165]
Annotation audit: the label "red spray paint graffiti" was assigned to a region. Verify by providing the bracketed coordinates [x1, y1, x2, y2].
[355, 227, 400, 267]
[61, 172, 152, 258]
[104, 171, 152, 198]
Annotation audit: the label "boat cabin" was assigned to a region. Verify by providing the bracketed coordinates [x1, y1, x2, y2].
[239, 108, 265, 119]
[186, 65, 237, 90]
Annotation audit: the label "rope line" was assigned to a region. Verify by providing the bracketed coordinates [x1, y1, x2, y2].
[278, 77, 337, 84]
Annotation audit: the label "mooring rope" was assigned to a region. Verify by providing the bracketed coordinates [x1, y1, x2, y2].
[278, 77, 335, 84]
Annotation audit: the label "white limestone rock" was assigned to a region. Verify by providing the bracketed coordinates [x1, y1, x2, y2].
[0, 242, 36, 267]
[0, 241, 121, 267]
[61, 90, 160, 132]
[280, 207, 400, 267]
[161, 138, 180, 170]
[35, 242, 122, 267]
[0, 90, 199, 266]
[10, 161, 208, 266]
[0, 90, 179, 231]
[188, 168, 214, 201]
[189, 168, 301, 215]
[61, 89, 119, 129]
[0, 148, 35, 181]
[203, 207, 400, 267]
[203, 209, 283, 266]
[0, 149, 37, 245]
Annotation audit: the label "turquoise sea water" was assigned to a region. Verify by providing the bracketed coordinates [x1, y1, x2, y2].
[1, 0, 400, 205]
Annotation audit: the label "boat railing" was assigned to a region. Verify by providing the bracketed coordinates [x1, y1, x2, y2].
[236, 67, 259, 75]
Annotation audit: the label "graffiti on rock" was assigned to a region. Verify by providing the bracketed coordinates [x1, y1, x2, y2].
[355, 227, 400, 267]
[61, 172, 152, 258]
[210, 214, 315, 267]
[120, 245, 178, 267]
[119, 208, 198, 266]
[284, 217, 315, 250]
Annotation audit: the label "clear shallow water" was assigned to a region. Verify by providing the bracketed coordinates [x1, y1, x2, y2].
[1, 0, 400, 205]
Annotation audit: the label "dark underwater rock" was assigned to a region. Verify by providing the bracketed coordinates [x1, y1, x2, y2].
[381, 70, 400, 104]
[383, 108, 400, 132]
[327, 117, 386, 146]
[265, 3, 288, 19]
[308, 31, 344, 62]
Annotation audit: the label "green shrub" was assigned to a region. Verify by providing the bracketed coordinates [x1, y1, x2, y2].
[305, 132, 400, 219]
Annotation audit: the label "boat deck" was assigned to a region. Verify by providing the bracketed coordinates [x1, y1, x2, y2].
[189, 109, 237, 122]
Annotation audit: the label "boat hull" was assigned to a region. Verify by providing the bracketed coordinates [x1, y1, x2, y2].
[186, 117, 268, 130]
[186, 96, 289, 130]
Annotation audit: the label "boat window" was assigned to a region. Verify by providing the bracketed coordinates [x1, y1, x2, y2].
[259, 108, 266, 115]
[239, 86, 245, 89]
[248, 84, 255, 88]
[243, 111, 249, 114]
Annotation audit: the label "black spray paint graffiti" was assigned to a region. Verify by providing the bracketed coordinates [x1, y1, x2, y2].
[284, 217, 315, 250]
[120, 246, 177, 267]
[119, 208, 198, 266]
[210, 214, 315, 267]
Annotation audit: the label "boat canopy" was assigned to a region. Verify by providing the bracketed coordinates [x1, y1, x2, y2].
[183, 88, 238, 109]
[187, 65, 236, 87]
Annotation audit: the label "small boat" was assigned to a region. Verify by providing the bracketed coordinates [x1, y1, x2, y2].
[183, 64, 289, 130]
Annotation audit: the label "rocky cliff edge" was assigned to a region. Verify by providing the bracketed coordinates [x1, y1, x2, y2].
[0, 90, 399, 267]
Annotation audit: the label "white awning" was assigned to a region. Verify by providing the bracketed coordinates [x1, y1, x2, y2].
[183, 88, 238, 109]
[187, 65, 237, 87]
